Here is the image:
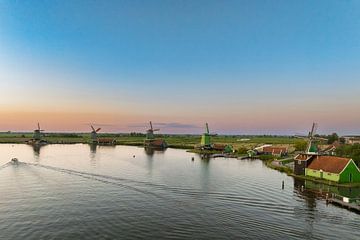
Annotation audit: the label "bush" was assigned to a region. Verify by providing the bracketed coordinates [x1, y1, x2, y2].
[294, 140, 307, 151]
[237, 147, 248, 154]
[336, 144, 360, 167]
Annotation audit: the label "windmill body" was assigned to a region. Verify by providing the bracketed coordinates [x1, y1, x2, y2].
[144, 121, 167, 149]
[89, 125, 116, 145]
[33, 123, 44, 141]
[305, 123, 322, 154]
[90, 125, 101, 143]
[200, 123, 212, 148]
[293, 122, 326, 175]
[28, 123, 47, 146]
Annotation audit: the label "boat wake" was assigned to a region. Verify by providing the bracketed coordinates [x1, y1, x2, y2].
[6, 161, 293, 213]
[0, 162, 10, 171]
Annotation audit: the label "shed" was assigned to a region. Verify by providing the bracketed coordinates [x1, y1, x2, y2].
[262, 146, 288, 156]
[305, 156, 360, 183]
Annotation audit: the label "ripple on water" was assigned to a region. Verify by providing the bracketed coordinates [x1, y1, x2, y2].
[0, 145, 359, 240]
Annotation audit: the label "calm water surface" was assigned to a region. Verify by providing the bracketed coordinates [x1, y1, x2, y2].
[0, 144, 359, 240]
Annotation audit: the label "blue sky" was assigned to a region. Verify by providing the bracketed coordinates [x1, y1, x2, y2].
[0, 0, 360, 134]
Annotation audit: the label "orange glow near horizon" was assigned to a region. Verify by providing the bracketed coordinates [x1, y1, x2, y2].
[1, 107, 359, 135]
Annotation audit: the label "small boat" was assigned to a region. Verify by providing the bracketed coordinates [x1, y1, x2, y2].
[11, 158, 19, 164]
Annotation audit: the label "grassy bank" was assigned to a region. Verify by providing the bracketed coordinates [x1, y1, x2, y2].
[0, 132, 298, 150]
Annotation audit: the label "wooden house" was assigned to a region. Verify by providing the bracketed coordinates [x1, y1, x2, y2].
[305, 156, 360, 183]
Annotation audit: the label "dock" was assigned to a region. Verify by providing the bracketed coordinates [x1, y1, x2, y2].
[327, 195, 360, 213]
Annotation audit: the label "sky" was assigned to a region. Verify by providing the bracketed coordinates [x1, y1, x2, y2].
[0, 0, 360, 135]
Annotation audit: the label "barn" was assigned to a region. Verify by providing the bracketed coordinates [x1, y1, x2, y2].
[305, 156, 360, 183]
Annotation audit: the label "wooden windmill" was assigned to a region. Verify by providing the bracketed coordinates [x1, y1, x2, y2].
[90, 125, 116, 145]
[144, 121, 167, 149]
[90, 125, 101, 143]
[296, 122, 327, 154]
[33, 123, 45, 141]
[146, 121, 160, 140]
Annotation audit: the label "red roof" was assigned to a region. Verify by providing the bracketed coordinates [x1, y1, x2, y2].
[307, 156, 351, 174]
[263, 146, 288, 154]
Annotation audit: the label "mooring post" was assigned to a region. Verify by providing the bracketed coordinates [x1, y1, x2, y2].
[326, 193, 329, 204]
[282, 180, 284, 190]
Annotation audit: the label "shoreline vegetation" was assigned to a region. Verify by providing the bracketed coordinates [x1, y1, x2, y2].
[1, 132, 360, 188]
[0, 132, 299, 150]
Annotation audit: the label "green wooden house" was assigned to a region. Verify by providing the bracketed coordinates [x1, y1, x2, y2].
[305, 156, 360, 183]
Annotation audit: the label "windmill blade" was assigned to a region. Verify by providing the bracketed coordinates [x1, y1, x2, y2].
[91, 125, 96, 132]
[149, 121, 153, 131]
[96, 128, 101, 133]
[310, 122, 318, 137]
[38, 123, 41, 130]
[205, 123, 209, 134]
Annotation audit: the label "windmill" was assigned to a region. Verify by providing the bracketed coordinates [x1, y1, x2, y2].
[146, 121, 160, 140]
[33, 123, 45, 141]
[295, 122, 327, 154]
[90, 125, 101, 143]
[200, 123, 212, 148]
[144, 121, 167, 149]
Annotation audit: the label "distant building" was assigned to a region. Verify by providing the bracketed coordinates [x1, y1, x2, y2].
[342, 136, 360, 145]
[97, 138, 116, 145]
[212, 144, 233, 153]
[262, 146, 288, 156]
[321, 144, 337, 156]
[294, 154, 315, 175]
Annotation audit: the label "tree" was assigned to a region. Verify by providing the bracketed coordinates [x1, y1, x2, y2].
[294, 140, 307, 152]
[327, 133, 339, 144]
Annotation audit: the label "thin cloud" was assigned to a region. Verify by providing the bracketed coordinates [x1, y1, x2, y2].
[128, 122, 199, 129]
[82, 123, 117, 127]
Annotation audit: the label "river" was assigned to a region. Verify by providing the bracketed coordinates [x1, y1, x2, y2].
[0, 144, 359, 239]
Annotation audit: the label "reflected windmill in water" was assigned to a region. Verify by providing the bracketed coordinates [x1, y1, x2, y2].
[32, 144, 41, 157]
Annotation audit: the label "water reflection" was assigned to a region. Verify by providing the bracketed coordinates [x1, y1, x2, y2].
[144, 147, 155, 157]
[89, 143, 97, 154]
[294, 178, 360, 199]
[32, 144, 41, 158]
[89, 144, 97, 166]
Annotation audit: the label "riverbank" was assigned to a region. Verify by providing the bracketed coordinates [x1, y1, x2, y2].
[0, 133, 298, 150]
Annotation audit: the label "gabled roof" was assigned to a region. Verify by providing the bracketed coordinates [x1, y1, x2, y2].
[294, 154, 314, 161]
[263, 146, 288, 154]
[322, 145, 336, 153]
[307, 156, 351, 174]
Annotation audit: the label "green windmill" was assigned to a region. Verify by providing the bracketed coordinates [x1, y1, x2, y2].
[200, 123, 212, 149]
[306, 123, 319, 154]
[295, 122, 327, 154]
[33, 123, 44, 141]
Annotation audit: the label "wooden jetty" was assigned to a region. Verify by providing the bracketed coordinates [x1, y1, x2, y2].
[327, 194, 360, 213]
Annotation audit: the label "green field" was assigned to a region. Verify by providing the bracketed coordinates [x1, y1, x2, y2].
[0, 132, 298, 151]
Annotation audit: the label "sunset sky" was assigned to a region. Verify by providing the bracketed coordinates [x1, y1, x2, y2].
[1, 0, 360, 134]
